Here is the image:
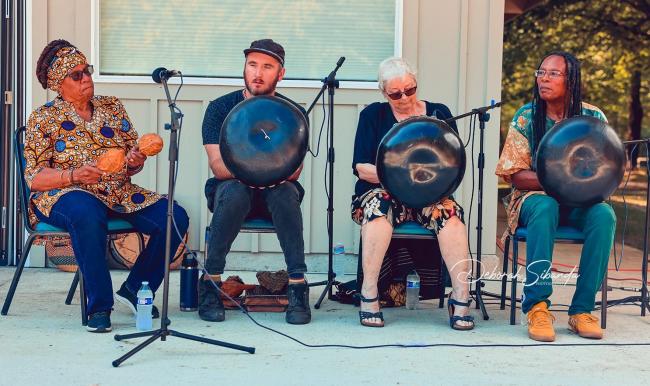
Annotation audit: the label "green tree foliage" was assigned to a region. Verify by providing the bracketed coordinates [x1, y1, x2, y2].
[502, 0, 650, 142]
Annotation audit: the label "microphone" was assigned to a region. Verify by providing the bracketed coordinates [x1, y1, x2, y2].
[151, 67, 181, 83]
[325, 57, 346, 84]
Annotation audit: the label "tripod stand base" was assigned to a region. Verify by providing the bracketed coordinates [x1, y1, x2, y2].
[112, 328, 255, 367]
[470, 280, 490, 320]
[310, 278, 337, 309]
[603, 296, 650, 315]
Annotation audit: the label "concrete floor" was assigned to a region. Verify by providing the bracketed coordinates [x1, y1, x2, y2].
[2, 266, 650, 386]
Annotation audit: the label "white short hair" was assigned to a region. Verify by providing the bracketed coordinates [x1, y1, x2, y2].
[377, 57, 417, 92]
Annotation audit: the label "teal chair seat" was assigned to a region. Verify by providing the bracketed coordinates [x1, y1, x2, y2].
[514, 226, 585, 242]
[240, 218, 275, 233]
[393, 221, 436, 238]
[34, 218, 136, 233]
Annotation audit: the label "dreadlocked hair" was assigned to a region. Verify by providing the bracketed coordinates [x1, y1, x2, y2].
[35, 39, 76, 89]
[530, 51, 582, 160]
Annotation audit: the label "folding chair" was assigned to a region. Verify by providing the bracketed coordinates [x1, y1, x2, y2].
[500, 225, 608, 328]
[2, 126, 142, 325]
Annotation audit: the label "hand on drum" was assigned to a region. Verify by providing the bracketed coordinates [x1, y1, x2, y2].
[126, 145, 147, 169]
[511, 170, 542, 191]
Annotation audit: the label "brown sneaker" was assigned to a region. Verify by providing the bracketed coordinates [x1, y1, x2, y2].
[568, 313, 603, 339]
[527, 301, 556, 342]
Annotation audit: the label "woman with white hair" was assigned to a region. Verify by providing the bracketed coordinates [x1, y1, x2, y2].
[351, 57, 474, 330]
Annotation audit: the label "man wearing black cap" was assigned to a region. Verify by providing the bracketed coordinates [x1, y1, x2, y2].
[200, 39, 311, 325]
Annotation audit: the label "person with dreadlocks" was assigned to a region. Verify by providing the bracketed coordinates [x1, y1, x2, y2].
[495, 51, 615, 342]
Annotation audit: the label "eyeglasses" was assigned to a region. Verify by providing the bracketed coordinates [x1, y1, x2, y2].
[386, 86, 417, 100]
[67, 65, 94, 81]
[534, 69, 565, 79]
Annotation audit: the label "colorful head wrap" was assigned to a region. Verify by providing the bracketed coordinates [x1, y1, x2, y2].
[46, 46, 88, 93]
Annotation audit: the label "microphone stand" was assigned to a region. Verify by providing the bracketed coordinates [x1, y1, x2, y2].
[112, 75, 254, 367]
[306, 57, 345, 309]
[605, 138, 650, 315]
[444, 101, 503, 321]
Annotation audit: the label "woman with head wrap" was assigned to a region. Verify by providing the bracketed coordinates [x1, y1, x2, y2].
[24, 39, 189, 333]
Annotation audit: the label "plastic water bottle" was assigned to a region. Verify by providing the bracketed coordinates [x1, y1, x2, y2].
[136, 281, 154, 330]
[405, 270, 420, 310]
[333, 242, 345, 280]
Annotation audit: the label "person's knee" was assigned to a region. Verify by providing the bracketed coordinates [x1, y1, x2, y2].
[588, 203, 616, 227]
[56, 192, 107, 228]
[266, 182, 301, 211]
[173, 203, 190, 232]
[268, 182, 300, 202]
[214, 180, 251, 210]
[524, 196, 559, 225]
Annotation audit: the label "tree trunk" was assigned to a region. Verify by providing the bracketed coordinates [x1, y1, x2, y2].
[627, 70, 643, 168]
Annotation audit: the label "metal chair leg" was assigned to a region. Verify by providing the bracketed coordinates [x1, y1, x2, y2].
[65, 270, 80, 305]
[601, 272, 607, 329]
[79, 271, 87, 326]
[2, 235, 37, 315]
[355, 236, 363, 307]
[439, 259, 445, 308]
[510, 239, 518, 325]
[500, 236, 511, 310]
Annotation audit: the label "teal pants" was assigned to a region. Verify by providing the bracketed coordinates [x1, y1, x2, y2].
[519, 195, 615, 315]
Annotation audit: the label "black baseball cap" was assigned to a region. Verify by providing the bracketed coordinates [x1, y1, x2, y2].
[243, 39, 285, 66]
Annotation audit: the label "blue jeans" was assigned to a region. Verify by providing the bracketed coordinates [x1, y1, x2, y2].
[34, 191, 189, 315]
[206, 179, 306, 275]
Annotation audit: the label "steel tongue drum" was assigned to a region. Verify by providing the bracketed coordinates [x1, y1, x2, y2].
[376, 116, 466, 208]
[536, 116, 625, 207]
[220, 95, 309, 188]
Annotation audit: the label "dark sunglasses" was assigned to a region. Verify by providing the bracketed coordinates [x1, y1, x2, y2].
[67, 65, 94, 81]
[386, 86, 417, 100]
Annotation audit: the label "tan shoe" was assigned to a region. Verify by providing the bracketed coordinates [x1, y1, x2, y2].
[568, 313, 603, 339]
[527, 301, 556, 342]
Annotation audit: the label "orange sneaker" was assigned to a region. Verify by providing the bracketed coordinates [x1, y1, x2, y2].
[568, 313, 603, 339]
[527, 301, 556, 342]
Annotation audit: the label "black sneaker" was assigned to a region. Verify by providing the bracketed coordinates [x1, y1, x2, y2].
[198, 277, 225, 322]
[86, 311, 112, 333]
[115, 282, 160, 319]
[286, 282, 311, 325]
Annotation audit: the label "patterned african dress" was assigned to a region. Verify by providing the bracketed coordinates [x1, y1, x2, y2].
[495, 101, 607, 242]
[24, 95, 162, 226]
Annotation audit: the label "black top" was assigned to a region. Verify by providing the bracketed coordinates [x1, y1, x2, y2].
[351, 101, 458, 197]
[201, 89, 307, 145]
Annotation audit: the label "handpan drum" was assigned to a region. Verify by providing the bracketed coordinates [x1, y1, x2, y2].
[536, 116, 625, 207]
[376, 116, 466, 208]
[220, 95, 309, 188]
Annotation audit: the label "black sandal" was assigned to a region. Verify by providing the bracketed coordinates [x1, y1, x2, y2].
[447, 293, 475, 331]
[355, 293, 385, 328]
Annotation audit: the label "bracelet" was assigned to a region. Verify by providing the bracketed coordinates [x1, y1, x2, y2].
[69, 168, 75, 184]
[59, 169, 66, 185]
[127, 163, 144, 174]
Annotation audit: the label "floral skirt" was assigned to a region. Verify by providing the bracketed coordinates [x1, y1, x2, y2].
[351, 188, 464, 235]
